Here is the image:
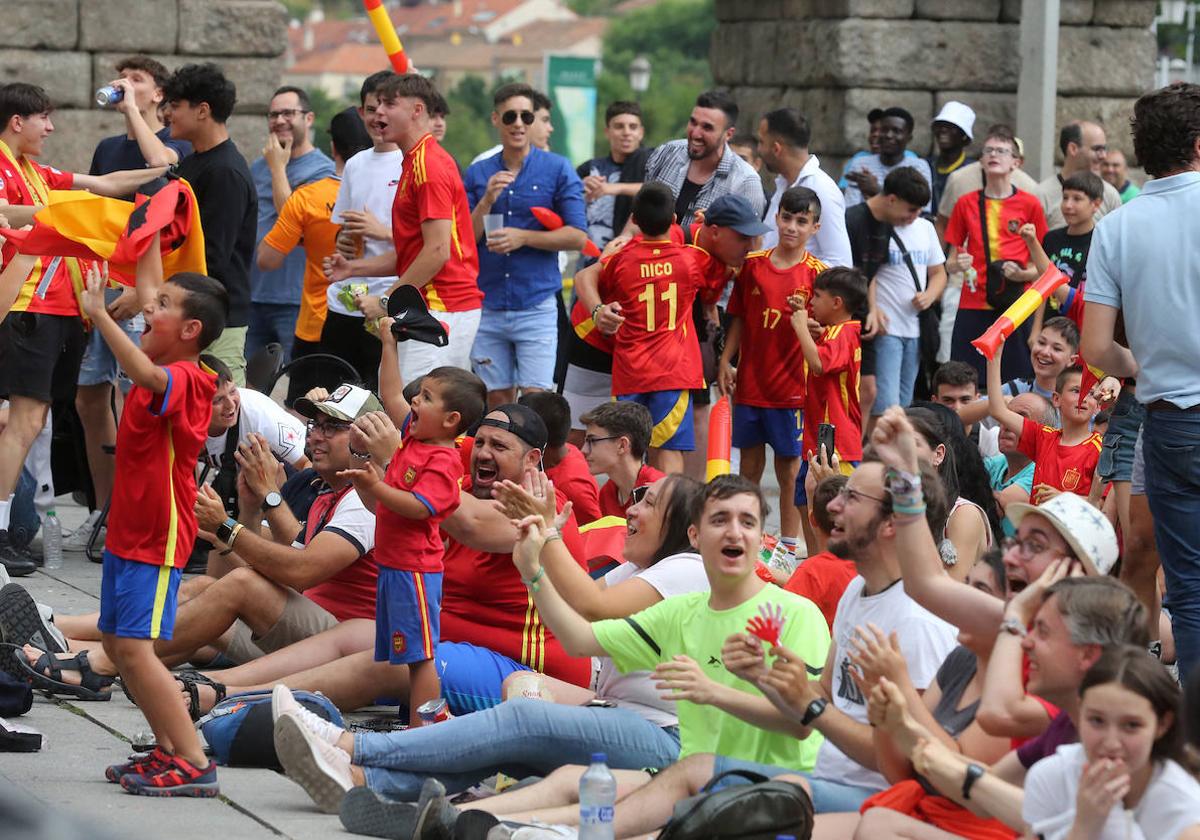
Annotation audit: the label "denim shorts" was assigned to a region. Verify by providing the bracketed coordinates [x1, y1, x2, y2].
[471, 297, 558, 391]
[1098, 388, 1145, 483]
[708, 755, 878, 814]
[78, 314, 143, 388]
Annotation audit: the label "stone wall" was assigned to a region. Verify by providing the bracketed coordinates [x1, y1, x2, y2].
[711, 0, 1157, 175]
[0, 0, 288, 173]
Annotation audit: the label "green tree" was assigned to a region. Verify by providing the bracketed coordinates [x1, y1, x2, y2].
[306, 87, 354, 156]
[441, 74, 500, 164]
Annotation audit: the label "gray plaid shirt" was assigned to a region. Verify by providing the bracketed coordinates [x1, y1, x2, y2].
[644, 139, 766, 229]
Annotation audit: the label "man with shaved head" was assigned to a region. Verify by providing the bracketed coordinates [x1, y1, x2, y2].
[1035, 120, 1123, 229]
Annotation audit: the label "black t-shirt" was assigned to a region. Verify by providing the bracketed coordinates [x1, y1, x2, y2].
[675, 178, 703, 225]
[174, 139, 257, 327]
[1040, 227, 1093, 289]
[844, 203, 891, 277]
[89, 128, 192, 182]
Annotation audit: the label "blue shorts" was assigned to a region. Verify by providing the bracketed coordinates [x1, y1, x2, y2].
[731, 404, 803, 457]
[435, 640, 533, 715]
[97, 550, 183, 640]
[618, 390, 695, 451]
[374, 568, 442, 665]
[794, 458, 859, 506]
[470, 297, 559, 391]
[709, 755, 877, 814]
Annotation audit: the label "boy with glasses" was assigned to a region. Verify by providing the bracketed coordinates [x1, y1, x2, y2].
[579, 401, 664, 519]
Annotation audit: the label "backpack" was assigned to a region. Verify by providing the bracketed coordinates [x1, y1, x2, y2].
[0, 670, 32, 718]
[657, 770, 814, 840]
[197, 688, 344, 769]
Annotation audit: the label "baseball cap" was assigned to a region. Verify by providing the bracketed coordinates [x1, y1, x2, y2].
[1007, 493, 1119, 576]
[478, 404, 548, 451]
[703, 194, 770, 237]
[294, 384, 384, 423]
[932, 101, 976, 140]
[387, 285, 449, 347]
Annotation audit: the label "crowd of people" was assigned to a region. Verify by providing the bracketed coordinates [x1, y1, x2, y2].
[0, 52, 1197, 840]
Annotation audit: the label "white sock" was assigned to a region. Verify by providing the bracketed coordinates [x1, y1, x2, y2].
[0, 497, 11, 532]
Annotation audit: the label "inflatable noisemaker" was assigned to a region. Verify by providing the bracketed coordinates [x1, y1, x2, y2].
[363, 0, 410, 73]
[971, 265, 1068, 360]
[705, 395, 733, 482]
[1077, 361, 1106, 410]
[530, 206, 601, 258]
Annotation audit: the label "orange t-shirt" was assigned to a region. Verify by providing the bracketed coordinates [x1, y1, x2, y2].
[262, 175, 341, 342]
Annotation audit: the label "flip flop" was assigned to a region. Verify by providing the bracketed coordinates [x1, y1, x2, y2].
[0, 643, 114, 701]
[0, 583, 65, 654]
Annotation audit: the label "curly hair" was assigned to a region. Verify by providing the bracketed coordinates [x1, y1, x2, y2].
[163, 63, 236, 123]
[1132, 83, 1200, 177]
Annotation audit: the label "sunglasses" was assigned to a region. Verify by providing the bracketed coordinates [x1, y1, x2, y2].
[502, 109, 535, 126]
[630, 484, 651, 505]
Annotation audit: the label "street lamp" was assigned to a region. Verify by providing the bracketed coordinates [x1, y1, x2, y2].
[629, 55, 651, 99]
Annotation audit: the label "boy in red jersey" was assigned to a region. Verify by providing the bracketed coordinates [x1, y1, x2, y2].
[987, 344, 1103, 504]
[339, 346, 486, 727]
[80, 240, 228, 796]
[720, 186, 827, 561]
[790, 266, 869, 505]
[576, 184, 749, 474]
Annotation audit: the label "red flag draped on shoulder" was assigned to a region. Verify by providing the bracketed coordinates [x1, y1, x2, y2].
[0, 176, 206, 282]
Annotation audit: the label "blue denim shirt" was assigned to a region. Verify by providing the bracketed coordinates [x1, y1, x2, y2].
[249, 148, 335, 305]
[464, 147, 586, 310]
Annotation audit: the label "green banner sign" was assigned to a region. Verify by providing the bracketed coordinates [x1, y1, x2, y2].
[545, 54, 597, 164]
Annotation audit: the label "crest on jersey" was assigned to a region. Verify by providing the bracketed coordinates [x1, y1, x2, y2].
[393, 631, 407, 654]
[404, 465, 417, 485]
[1062, 468, 1081, 491]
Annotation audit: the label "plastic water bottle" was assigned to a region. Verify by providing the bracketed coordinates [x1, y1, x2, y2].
[42, 510, 62, 570]
[578, 752, 617, 840]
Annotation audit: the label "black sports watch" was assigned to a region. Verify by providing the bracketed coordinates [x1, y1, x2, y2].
[800, 697, 828, 727]
[215, 517, 238, 545]
[962, 763, 986, 800]
[262, 491, 283, 512]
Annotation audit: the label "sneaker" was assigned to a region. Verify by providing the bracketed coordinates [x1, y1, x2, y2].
[338, 786, 421, 839]
[0, 532, 35, 578]
[414, 778, 459, 840]
[119, 753, 219, 797]
[0, 583, 65, 653]
[274, 712, 354, 814]
[63, 509, 104, 553]
[272, 683, 345, 746]
[105, 746, 171, 783]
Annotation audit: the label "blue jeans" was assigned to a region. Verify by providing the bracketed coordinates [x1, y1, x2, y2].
[471, 297, 559, 391]
[871, 334, 919, 415]
[709, 755, 877, 813]
[246, 303, 300, 361]
[355, 698, 681, 801]
[1142, 408, 1200, 685]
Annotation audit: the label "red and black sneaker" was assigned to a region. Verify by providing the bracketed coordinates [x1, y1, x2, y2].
[105, 746, 170, 783]
[119, 753, 219, 797]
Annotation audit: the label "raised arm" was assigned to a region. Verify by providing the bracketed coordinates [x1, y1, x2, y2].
[79, 263, 167, 394]
[986, 350, 1026, 435]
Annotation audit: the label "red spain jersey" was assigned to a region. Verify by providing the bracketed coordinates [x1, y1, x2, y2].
[440, 488, 591, 686]
[302, 485, 379, 621]
[107, 361, 216, 566]
[728, 249, 826, 408]
[0, 144, 82, 316]
[598, 238, 727, 395]
[1017, 417, 1102, 498]
[375, 437, 463, 572]
[803, 320, 863, 462]
[392, 133, 483, 312]
[944, 189, 1047, 311]
[597, 463, 665, 519]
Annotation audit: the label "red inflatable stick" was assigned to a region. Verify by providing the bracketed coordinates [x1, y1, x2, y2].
[363, 0, 410, 73]
[705, 395, 732, 482]
[530, 206, 601, 258]
[971, 265, 1068, 360]
[746, 602, 786, 646]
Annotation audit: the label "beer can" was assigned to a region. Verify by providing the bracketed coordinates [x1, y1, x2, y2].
[96, 86, 124, 107]
[416, 697, 451, 724]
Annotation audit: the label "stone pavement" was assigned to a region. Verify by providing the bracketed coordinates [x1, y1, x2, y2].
[1, 500, 361, 840]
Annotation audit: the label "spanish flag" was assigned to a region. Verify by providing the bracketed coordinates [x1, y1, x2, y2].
[0, 176, 206, 283]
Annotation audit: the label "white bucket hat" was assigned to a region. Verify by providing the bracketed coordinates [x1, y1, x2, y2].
[1007, 493, 1119, 577]
[932, 101, 976, 140]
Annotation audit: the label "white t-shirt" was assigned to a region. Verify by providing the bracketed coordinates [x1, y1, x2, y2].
[813, 576, 958, 791]
[1024, 743, 1200, 840]
[292, 485, 376, 556]
[329, 147, 403, 314]
[874, 217, 945, 339]
[591, 552, 710, 727]
[762, 155, 853, 268]
[205, 388, 307, 468]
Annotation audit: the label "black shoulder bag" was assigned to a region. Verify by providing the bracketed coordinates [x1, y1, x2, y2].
[889, 229, 942, 384]
[656, 769, 814, 840]
[978, 187, 1025, 310]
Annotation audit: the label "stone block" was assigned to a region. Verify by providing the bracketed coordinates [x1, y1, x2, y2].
[715, 0, 782, 20]
[178, 0, 288, 57]
[0, 0, 78, 49]
[80, 1, 178, 53]
[226, 114, 267, 165]
[91, 53, 284, 114]
[773, 86, 932, 155]
[1092, 0, 1156, 27]
[710, 23, 745, 85]
[0, 50, 92, 108]
[1056, 95, 1137, 160]
[810, 0, 914, 17]
[41, 109, 125, 174]
[1058, 25, 1155, 96]
[1001, 0, 1093, 23]
[728, 85, 788, 136]
[773, 20, 842, 87]
[915, 0, 1000, 22]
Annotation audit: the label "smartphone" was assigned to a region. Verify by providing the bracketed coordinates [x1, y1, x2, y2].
[817, 423, 837, 462]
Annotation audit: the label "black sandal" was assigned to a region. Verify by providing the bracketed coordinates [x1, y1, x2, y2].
[174, 670, 226, 721]
[0, 643, 115, 701]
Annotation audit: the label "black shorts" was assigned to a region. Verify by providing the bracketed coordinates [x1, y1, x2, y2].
[0, 312, 87, 402]
[318, 311, 381, 393]
[949, 308, 1034, 385]
[860, 335, 876, 377]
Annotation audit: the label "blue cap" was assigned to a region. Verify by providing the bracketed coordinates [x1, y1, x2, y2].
[591, 752, 607, 763]
[703, 194, 770, 237]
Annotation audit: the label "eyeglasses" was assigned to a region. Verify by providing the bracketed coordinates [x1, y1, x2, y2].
[1000, 536, 1051, 559]
[630, 484, 651, 505]
[267, 108, 310, 120]
[838, 486, 890, 507]
[306, 418, 352, 437]
[981, 146, 1015, 157]
[581, 434, 621, 451]
[501, 109, 535, 126]
[1090, 144, 1108, 154]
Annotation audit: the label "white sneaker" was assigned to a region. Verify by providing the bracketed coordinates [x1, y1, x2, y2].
[274, 713, 354, 814]
[271, 683, 345, 747]
[63, 510, 104, 553]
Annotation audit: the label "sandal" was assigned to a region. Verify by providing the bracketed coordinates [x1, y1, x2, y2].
[0, 642, 115, 701]
[174, 670, 226, 721]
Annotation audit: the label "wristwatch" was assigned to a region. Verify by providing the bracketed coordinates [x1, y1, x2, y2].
[262, 491, 283, 512]
[379, 293, 390, 313]
[999, 616, 1028, 638]
[962, 763, 986, 800]
[215, 517, 238, 545]
[800, 697, 828, 727]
